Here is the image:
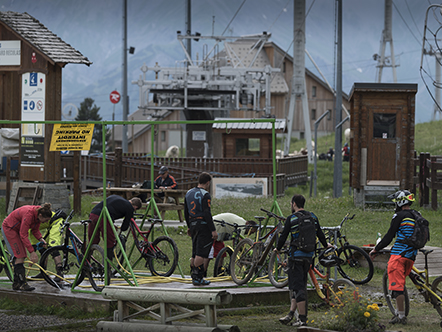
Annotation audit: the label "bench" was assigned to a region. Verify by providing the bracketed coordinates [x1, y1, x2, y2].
[96, 286, 238, 332]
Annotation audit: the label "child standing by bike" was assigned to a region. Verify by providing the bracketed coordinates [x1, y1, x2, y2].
[2, 203, 52, 291]
[369, 190, 420, 325]
[275, 194, 331, 327]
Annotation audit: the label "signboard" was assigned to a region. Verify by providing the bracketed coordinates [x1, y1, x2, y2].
[20, 136, 44, 167]
[49, 123, 94, 151]
[192, 131, 206, 141]
[0, 40, 21, 66]
[110, 90, 121, 104]
[21, 72, 45, 137]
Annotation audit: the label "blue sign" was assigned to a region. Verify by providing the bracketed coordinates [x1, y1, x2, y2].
[24, 100, 28, 110]
[29, 101, 35, 110]
[30, 73, 37, 87]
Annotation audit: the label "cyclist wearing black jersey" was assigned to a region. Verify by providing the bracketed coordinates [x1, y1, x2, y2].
[370, 190, 419, 325]
[184, 172, 217, 286]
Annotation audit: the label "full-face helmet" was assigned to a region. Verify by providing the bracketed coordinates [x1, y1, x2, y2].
[388, 190, 415, 211]
[318, 247, 344, 268]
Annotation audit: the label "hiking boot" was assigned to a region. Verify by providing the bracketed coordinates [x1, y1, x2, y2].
[279, 312, 294, 325]
[54, 266, 64, 283]
[15, 282, 35, 291]
[12, 281, 21, 290]
[389, 315, 407, 325]
[291, 319, 307, 327]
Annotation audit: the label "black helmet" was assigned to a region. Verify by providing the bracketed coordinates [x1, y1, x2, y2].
[318, 247, 344, 268]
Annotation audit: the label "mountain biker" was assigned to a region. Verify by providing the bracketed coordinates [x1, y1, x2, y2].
[275, 194, 331, 327]
[369, 190, 419, 325]
[154, 166, 177, 202]
[208, 213, 257, 275]
[184, 172, 217, 286]
[29, 210, 67, 280]
[2, 203, 52, 291]
[88, 195, 142, 269]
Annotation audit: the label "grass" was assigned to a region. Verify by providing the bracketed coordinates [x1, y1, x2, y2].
[1, 120, 442, 330]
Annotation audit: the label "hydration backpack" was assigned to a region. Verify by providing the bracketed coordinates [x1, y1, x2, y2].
[291, 212, 317, 253]
[398, 210, 430, 249]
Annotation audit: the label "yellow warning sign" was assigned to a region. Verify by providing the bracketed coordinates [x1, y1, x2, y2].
[49, 123, 95, 151]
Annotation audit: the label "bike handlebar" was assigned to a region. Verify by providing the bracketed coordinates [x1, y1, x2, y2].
[260, 208, 285, 221]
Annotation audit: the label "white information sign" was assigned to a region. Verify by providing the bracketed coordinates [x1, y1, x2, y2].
[0, 40, 21, 66]
[21, 72, 45, 137]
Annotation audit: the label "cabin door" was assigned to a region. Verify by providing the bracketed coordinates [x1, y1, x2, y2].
[367, 108, 401, 184]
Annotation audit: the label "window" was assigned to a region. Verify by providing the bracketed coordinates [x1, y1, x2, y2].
[311, 109, 316, 120]
[312, 86, 317, 97]
[327, 109, 332, 120]
[373, 113, 396, 138]
[235, 138, 260, 156]
[282, 61, 286, 73]
[161, 131, 166, 142]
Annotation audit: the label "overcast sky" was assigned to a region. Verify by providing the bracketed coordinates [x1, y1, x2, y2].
[1, 0, 440, 123]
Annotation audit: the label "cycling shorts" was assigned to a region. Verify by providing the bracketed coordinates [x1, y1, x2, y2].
[191, 223, 213, 259]
[388, 254, 414, 292]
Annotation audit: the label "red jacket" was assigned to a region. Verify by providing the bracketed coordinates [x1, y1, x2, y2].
[2, 205, 43, 253]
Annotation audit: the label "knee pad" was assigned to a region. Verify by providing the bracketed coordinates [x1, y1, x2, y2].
[391, 290, 404, 299]
[294, 289, 307, 302]
[50, 250, 60, 258]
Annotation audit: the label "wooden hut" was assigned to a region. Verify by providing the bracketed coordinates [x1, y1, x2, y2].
[349, 83, 418, 207]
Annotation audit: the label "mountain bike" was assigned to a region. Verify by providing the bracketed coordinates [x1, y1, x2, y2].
[381, 248, 442, 327]
[268, 247, 356, 306]
[212, 219, 256, 277]
[0, 238, 13, 281]
[320, 213, 374, 284]
[113, 215, 178, 277]
[230, 208, 285, 285]
[39, 210, 106, 292]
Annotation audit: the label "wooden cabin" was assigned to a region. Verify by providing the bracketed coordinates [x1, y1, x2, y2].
[349, 83, 418, 207]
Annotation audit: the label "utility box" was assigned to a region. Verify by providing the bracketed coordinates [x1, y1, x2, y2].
[349, 83, 417, 207]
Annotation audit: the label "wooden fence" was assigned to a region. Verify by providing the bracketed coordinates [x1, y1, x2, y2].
[415, 152, 442, 210]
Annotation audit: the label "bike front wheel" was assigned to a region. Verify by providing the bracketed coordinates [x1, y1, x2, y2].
[0, 240, 13, 281]
[268, 249, 289, 288]
[430, 276, 442, 317]
[382, 267, 410, 316]
[148, 236, 179, 277]
[328, 278, 356, 306]
[85, 244, 105, 292]
[39, 246, 85, 288]
[213, 246, 233, 277]
[230, 238, 256, 285]
[336, 244, 374, 285]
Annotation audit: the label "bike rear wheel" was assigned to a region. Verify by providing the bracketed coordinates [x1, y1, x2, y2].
[213, 246, 233, 277]
[0, 240, 13, 281]
[39, 246, 85, 288]
[430, 276, 442, 317]
[336, 244, 373, 285]
[382, 267, 410, 317]
[85, 244, 105, 292]
[230, 238, 256, 285]
[268, 249, 289, 288]
[148, 236, 178, 277]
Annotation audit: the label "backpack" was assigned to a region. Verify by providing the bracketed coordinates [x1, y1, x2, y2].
[291, 212, 317, 253]
[398, 210, 430, 249]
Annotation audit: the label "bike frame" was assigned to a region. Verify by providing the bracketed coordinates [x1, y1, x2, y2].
[409, 252, 442, 303]
[309, 265, 345, 306]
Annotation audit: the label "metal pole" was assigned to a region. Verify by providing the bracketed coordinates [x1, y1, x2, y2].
[314, 110, 330, 197]
[185, 0, 191, 64]
[333, 0, 343, 198]
[122, 0, 128, 153]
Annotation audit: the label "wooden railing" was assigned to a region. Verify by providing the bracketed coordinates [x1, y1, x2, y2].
[416, 152, 442, 210]
[77, 150, 308, 196]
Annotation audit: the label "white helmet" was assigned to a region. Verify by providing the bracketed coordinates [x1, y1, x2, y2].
[388, 190, 415, 209]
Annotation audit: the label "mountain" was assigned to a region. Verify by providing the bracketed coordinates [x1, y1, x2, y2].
[1, 0, 438, 123]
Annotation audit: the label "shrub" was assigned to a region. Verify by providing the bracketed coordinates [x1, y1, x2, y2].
[315, 288, 385, 332]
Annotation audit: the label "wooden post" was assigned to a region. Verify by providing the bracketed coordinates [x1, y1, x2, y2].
[5, 157, 10, 214]
[422, 153, 430, 207]
[431, 156, 438, 211]
[73, 151, 81, 214]
[115, 148, 122, 187]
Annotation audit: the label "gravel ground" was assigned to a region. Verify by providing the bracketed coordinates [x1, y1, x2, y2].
[0, 310, 99, 331]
